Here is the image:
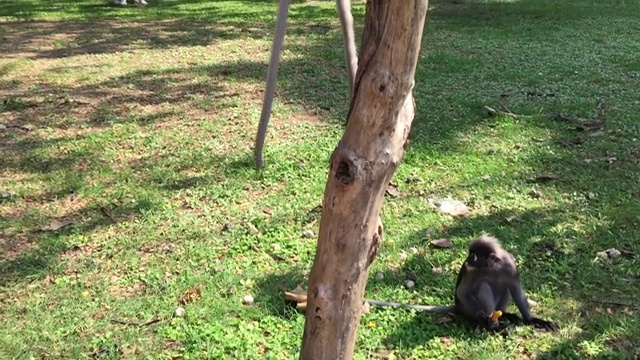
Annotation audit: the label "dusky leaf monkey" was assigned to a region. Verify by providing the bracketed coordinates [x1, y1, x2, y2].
[254, 0, 358, 168]
[366, 235, 558, 332]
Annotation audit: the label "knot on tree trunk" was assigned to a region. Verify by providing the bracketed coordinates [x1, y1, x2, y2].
[372, 70, 396, 98]
[333, 149, 369, 185]
[367, 222, 383, 266]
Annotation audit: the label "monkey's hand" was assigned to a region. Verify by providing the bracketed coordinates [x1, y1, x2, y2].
[526, 317, 558, 332]
[486, 310, 502, 330]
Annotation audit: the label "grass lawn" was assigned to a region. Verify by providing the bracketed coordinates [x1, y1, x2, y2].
[1, 0, 640, 358]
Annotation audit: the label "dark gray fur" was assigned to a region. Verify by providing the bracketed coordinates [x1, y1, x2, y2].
[366, 235, 558, 332]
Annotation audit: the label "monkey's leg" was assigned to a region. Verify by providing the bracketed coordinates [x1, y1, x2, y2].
[467, 282, 499, 330]
[494, 291, 522, 325]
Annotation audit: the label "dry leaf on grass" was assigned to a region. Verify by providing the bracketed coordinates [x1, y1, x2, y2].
[178, 286, 202, 305]
[436, 316, 454, 324]
[309, 205, 322, 213]
[429, 197, 471, 217]
[533, 173, 560, 183]
[385, 183, 400, 198]
[41, 219, 73, 231]
[1, 190, 16, 198]
[430, 238, 454, 249]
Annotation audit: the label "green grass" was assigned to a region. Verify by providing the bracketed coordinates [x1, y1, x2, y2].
[1, 0, 639, 358]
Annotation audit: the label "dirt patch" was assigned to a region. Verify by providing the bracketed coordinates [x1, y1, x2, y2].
[108, 280, 147, 298]
[0, 232, 37, 262]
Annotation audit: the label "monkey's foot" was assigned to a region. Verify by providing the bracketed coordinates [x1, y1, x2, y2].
[500, 312, 524, 325]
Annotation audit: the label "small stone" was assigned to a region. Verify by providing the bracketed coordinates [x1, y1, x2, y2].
[529, 188, 542, 198]
[596, 248, 622, 260]
[174, 306, 186, 317]
[424, 227, 435, 239]
[272, 243, 281, 251]
[242, 294, 254, 305]
[409, 247, 418, 254]
[246, 223, 259, 235]
[399, 253, 408, 261]
[481, 175, 491, 181]
[302, 230, 315, 239]
[375, 272, 384, 281]
[432, 267, 444, 275]
[587, 192, 596, 200]
[606, 248, 621, 259]
[1, 190, 16, 198]
[404, 280, 415, 289]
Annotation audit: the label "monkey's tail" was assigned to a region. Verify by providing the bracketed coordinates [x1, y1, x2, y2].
[365, 299, 456, 313]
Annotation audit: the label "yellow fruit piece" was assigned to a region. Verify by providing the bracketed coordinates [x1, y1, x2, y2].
[490, 310, 503, 322]
[367, 322, 377, 329]
[82, 290, 90, 297]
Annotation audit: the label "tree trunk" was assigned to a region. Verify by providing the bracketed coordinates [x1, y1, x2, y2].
[299, 1, 429, 359]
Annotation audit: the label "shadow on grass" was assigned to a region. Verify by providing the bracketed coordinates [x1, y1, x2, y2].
[250, 201, 640, 354]
[378, 201, 638, 351]
[1, 0, 639, 356]
[0, 0, 324, 22]
[0, 0, 345, 59]
[0, 200, 155, 287]
[536, 307, 640, 359]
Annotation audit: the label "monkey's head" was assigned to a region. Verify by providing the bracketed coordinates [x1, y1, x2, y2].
[467, 235, 503, 267]
[469, 234, 501, 253]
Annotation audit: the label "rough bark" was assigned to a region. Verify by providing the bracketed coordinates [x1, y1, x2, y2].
[299, 1, 429, 359]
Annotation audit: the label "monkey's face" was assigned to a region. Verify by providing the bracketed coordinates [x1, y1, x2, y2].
[467, 252, 501, 268]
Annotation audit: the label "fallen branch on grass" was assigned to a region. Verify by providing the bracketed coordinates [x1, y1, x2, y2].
[550, 113, 605, 131]
[284, 290, 309, 311]
[483, 105, 527, 119]
[284, 288, 371, 313]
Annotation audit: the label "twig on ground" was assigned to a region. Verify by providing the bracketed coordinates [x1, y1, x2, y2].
[110, 316, 161, 327]
[484, 105, 526, 119]
[550, 113, 605, 131]
[588, 300, 637, 308]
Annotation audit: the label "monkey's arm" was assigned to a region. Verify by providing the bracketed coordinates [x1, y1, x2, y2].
[508, 282, 558, 331]
[508, 280, 534, 320]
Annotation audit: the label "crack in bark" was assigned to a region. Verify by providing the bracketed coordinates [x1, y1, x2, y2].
[367, 222, 384, 266]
